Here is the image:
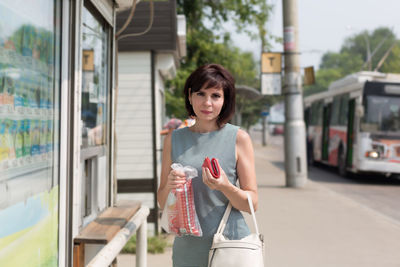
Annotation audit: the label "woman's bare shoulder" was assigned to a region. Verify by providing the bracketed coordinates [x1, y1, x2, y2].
[236, 128, 252, 145]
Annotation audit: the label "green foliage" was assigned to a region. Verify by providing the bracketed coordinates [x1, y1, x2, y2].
[165, 89, 186, 119]
[239, 95, 278, 131]
[121, 234, 169, 254]
[304, 27, 400, 96]
[165, 65, 194, 119]
[181, 28, 259, 85]
[341, 27, 397, 71]
[319, 51, 363, 74]
[177, 0, 272, 46]
[380, 42, 400, 73]
[304, 67, 346, 97]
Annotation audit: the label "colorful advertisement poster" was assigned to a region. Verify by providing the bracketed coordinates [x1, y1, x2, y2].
[0, 1, 60, 266]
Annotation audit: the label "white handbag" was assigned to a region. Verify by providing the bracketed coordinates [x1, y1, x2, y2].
[208, 192, 265, 267]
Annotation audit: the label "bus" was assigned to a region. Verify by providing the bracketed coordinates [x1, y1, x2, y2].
[304, 71, 400, 177]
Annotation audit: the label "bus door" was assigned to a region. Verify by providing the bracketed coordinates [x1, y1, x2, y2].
[304, 108, 310, 129]
[346, 99, 356, 168]
[322, 103, 331, 161]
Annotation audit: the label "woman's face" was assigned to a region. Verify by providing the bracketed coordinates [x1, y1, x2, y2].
[189, 86, 225, 122]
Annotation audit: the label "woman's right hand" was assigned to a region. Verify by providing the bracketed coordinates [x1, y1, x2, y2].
[166, 169, 187, 190]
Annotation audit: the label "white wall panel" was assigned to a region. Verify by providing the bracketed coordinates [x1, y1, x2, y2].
[116, 52, 153, 182]
[117, 171, 154, 179]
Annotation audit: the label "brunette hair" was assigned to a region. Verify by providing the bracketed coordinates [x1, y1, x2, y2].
[184, 64, 236, 127]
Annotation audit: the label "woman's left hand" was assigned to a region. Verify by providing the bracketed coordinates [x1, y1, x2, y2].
[202, 165, 231, 191]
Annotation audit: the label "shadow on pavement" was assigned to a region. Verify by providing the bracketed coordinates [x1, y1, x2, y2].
[270, 161, 285, 171]
[308, 163, 400, 186]
[258, 184, 286, 189]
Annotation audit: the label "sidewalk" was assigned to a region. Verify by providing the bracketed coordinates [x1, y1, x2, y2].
[118, 135, 400, 267]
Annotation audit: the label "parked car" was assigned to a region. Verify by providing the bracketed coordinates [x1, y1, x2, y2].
[272, 125, 284, 135]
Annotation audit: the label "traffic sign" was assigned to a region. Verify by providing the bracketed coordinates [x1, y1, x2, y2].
[304, 66, 315, 85]
[261, 73, 281, 95]
[261, 52, 282, 73]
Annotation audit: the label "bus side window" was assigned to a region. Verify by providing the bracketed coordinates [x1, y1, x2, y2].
[317, 101, 323, 126]
[339, 94, 349, 126]
[331, 96, 341, 126]
[310, 104, 315, 126]
[310, 101, 322, 126]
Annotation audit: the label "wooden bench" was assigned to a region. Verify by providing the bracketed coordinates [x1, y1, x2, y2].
[74, 200, 141, 267]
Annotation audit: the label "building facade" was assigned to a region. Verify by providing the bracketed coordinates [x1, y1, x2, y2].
[0, 0, 121, 266]
[115, 0, 186, 234]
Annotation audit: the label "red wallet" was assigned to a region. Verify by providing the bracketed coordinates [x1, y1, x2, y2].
[202, 157, 220, 178]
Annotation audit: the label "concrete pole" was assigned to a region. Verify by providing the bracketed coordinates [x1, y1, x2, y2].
[262, 115, 267, 146]
[136, 221, 148, 267]
[282, 0, 307, 187]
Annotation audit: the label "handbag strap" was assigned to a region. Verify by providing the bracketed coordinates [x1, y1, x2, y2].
[247, 192, 260, 235]
[216, 191, 259, 235]
[215, 201, 232, 235]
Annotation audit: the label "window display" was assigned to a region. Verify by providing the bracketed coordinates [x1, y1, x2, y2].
[0, 1, 60, 266]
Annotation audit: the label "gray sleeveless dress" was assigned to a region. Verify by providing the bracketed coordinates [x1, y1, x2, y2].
[171, 123, 250, 267]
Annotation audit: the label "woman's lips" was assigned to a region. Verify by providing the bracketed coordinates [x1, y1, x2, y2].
[201, 110, 212, 115]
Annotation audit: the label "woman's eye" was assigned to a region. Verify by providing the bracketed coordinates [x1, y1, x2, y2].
[196, 92, 205, 96]
[212, 94, 221, 98]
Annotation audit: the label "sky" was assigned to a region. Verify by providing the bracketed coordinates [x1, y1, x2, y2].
[229, 0, 400, 70]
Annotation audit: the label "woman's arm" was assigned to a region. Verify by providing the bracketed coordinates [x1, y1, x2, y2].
[157, 132, 186, 209]
[202, 129, 258, 213]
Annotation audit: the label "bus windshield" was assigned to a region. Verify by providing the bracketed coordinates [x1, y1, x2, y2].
[361, 95, 400, 133]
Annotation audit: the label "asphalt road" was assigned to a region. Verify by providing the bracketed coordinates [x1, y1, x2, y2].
[249, 129, 400, 224]
[308, 163, 400, 224]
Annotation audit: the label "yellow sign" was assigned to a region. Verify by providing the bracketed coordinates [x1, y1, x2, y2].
[262, 52, 282, 73]
[83, 50, 94, 71]
[304, 66, 315, 85]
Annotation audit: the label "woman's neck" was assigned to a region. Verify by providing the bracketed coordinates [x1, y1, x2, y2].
[190, 119, 220, 133]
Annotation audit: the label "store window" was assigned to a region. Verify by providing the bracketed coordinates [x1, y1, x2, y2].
[0, 0, 61, 266]
[80, 3, 110, 224]
[81, 5, 109, 149]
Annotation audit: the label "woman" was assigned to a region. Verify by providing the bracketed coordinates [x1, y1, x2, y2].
[157, 64, 258, 267]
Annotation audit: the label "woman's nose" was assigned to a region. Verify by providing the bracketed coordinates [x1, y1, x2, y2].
[204, 96, 212, 105]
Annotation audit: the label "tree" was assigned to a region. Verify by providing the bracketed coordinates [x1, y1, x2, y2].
[380, 42, 400, 73]
[319, 51, 363, 74]
[341, 27, 397, 71]
[177, 0, 271, 47]
[304, 27, 400, 96]
[238, 95, 278, 131]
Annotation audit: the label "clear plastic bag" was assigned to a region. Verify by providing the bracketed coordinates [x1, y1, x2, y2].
[160, 163, 203, 236]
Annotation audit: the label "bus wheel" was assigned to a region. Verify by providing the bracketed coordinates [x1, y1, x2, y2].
[338, 147, 347, 177]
